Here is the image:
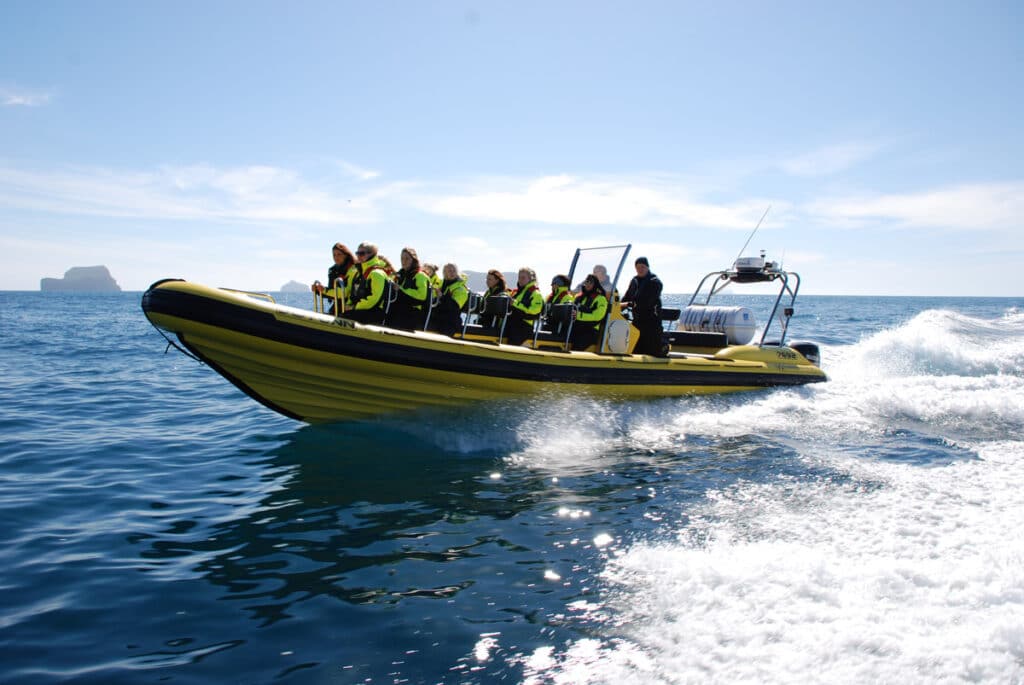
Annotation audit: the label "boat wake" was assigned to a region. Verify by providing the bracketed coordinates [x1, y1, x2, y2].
[501, 308, 1024, 683]
[836, 307, 1024, 378]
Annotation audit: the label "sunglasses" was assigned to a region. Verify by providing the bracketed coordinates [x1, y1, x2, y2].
[355, 250, 368, 256]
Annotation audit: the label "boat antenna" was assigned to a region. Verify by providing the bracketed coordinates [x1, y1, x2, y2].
[734, 204, 771, 262]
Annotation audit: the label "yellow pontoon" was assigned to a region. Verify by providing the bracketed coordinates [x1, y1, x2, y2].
[141, 245, 826, 422]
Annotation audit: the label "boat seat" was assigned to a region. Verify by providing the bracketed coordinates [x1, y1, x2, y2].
[545, 303, 574, 325]
[660, 307, 681, 322]
[542, 302, 574, 341]
[380, 280, 399, 325]
[665, 330, 728, 348]
[460, 323, 501, 338]
[482, 295, 511, 316]
[458, 323, 566, 347]
[533, 329, 569, 344]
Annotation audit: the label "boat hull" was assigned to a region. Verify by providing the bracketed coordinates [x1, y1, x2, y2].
[141, 280, 827, 422]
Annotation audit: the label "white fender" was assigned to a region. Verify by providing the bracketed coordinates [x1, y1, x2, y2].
[605, 319, 633, 354]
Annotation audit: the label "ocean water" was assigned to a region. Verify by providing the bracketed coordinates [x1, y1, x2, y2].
[1, 290, 1023, 684]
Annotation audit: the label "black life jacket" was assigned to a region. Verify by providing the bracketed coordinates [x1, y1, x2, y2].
[327, 260, 351, 287]
[395, 268, 417, 290]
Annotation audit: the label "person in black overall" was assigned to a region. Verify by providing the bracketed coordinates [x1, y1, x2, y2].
[620, 256, 666, 356]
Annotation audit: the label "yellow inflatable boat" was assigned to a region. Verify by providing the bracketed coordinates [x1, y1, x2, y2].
[141, 245, 826, 422]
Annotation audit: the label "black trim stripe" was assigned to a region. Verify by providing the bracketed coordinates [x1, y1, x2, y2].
[143, 286, 825, 388]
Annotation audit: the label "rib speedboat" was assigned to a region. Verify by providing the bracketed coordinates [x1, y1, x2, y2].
[141, 244, 825, 422]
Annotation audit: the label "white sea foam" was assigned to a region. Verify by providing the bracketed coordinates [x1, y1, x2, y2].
[506, 397, 628, 473]
[818, 309, 1024, 441]
[522, 440, 1024, 684]
[834, 308, 1024, 378]
[520, 309, 1024, 683]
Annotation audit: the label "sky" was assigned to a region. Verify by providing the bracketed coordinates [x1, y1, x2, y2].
[1, 1, 1021, 295]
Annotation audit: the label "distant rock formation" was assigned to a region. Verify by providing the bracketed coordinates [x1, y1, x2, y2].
[280, 280, 308, 293]
[464, 270, 516, 292]
[41, 266, 121, 292]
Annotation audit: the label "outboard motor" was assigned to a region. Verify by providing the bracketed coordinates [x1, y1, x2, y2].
[789, 340, 821, 367]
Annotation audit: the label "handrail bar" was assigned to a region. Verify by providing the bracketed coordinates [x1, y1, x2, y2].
[462, 292, 483, 337]
[684, 267, 802, 347]
[221, 288, 275, 304]
[422, 286, 441, 332]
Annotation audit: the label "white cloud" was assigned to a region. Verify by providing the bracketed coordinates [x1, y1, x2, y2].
[335, 160, 381, 182]
[0, 86, 54, 107]
[415, 174, 776, 229]
[0, 163, 382, 224]
[780, 141, 881, 177]
[806, 181, 1024, 231]
[3, 157, 1021, 292]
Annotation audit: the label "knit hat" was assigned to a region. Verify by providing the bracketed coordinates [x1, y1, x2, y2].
[635, 256, 649, 267]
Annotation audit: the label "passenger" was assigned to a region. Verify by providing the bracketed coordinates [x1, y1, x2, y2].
[505, 267, 544, 345]
[545, 274, 573, 335]
[571, 274, 609, 351]
[433, 263, 469, 336]
[422, 263, 443, 290]
[547, 274, 573, 306]
[339, 254, 361, 312]
[378, 255, 396, 277]
[592, 264, 613, 294]
[620, 256, 665, 356]
[341, 242, 390, 325]
[593, 263, 618, 301]
[390, 247, 430, 330]
[476, 269, 509, 328]
[573, 264, 614, 297]
[311, 242, 355, 315]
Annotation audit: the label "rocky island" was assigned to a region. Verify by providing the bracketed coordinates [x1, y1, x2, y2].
[280, 280, 308, 293]
[41, 266, 122, 292]
[464, 270, 516, 292]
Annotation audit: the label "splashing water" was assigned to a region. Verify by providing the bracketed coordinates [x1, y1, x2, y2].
[514, 307, 1024, 683]
[6, 294, 1023, 684]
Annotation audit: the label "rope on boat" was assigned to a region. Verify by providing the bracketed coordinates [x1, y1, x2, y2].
[149, 321, 204, 364]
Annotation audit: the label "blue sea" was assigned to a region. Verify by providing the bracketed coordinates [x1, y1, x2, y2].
[2, 291, 1023, 684]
